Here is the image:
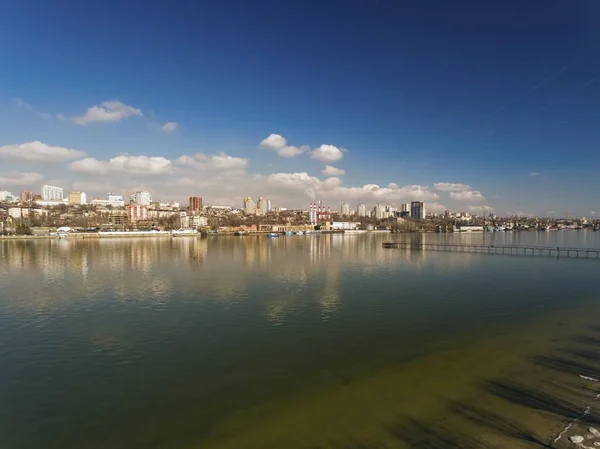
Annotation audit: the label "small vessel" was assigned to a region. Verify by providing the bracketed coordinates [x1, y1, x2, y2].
[285, 231, 294, 236]
[266, 233, 279, 238]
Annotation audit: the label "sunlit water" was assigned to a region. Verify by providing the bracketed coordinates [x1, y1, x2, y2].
[1, 232, 600, 449]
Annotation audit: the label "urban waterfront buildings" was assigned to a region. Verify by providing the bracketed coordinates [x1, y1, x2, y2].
[257, 197, 268, 215]
[411, 201, 426, 220]
[20, 191, 34, 203]
[41, 185, 64, 201]
[127, 204, 149, 222]
[130, 191, 152, 206]
[68, 192, 87, 205]
[243, 197, 256, 215]
[340, 202, 350, 216]
[357, 203, 367, 217]
[189, 196, 203, 212]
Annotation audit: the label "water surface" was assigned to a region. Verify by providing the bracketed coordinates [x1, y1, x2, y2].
[1, 232, 600, 448]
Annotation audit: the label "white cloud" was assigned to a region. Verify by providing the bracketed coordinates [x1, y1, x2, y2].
[69, 157, 109, 175]
[0, 171, 43, 186]
[70, 155, 172, 176]
[529, 172, 541, 177]
[177, 152, 248, 172]
[71, 100, 142, 125]
[260, 134, 307, 158]
[321, 165, 346, 176]
[277, 146, 306, 158]
[434, 182, 472, 192]
[310, 144, 344, 163]
[467, 205, 494, 213]
[449, 190, 486, 201]
[161, 122, 178, 132]
[0, 141, 86, 163]
[260, 134, 287, 151]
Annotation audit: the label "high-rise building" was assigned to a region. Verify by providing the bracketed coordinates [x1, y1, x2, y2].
[41, 185, 64, 201]
[68, 191, 87, 205]
[189, 196, 203, 212]
[130, 191, 152, 206]
[411, 201, 426, 220]
[340, 202, 350, 216]
[256, 197, 268, 216]
[243, 197, 256, 215]
[0, 191, 14, 202]
[20, 190, 34, 203]
[374, 204, 387, 219]
[357, 203, 366, 217]
[266, 199, 272, 212]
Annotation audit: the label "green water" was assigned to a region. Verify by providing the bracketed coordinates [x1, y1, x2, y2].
[2, 233, 600, 449]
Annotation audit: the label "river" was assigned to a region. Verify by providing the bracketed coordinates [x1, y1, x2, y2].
[1, 232, 600, 448]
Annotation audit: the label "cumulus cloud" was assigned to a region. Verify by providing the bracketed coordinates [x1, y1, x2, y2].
[70, 100, 142, 125]
[177, 152, 248, 172]
[0, 141, 86, 162]
[310, 144, 344, 163]
[449, 190, 486, 201]
[434, 182, 472, 192]
[260, 134, 287, 151]
[161, 122, 178, 132]
[321, 165, 346, 176]
[0, 171, 43, 186]
[260, 134, 308, 158]
[70, 155, 172, 176]
[467, 205, 494, 213]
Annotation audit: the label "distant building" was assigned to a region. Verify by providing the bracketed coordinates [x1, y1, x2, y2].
[68, 191, 87, 205]
[332, 221, 361, 230]
[0, 191, 15, 202]
[402, 203, 411, 214]
[410, 201, 426, 220]
[256, 197, 268, 215]
[374, 204, 387, 219]
[190, 215, 208, 227]
[130, 191, 152, 206]
[357, 203, 367, 217]
[243, 197, 256, 215]
[127, 204, 149, 222]
[41, 185, 64, 201]
[266, 199, 272, 212]
[340, 202, 350, 216]
[107, 193, 124, 204]
[91, 193, 125, 208]
[20, 190, 34, 203]
[189, 196, 203, 212]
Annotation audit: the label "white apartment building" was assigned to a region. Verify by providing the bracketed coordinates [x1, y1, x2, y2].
[41, 185, 64, 201]
[129, 191, 152, 206]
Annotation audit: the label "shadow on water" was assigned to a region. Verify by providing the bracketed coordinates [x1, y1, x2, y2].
[385, 340, 600, 448]
[386, 416, 484, 448]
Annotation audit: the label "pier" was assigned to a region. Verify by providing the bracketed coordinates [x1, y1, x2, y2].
[382, 242, 600, 259]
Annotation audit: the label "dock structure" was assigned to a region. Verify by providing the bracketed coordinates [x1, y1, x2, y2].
[382, 242, 600, 259]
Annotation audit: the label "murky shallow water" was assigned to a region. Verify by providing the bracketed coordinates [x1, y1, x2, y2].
[1, 232, 600, 448]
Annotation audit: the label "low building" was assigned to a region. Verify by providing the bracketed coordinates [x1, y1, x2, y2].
[190, 215, 208, 227]
[458, 225, 484, 232]
[331, 221, 361, 230]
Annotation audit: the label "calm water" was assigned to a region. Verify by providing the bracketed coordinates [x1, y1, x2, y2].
[2, 232, 600, 449]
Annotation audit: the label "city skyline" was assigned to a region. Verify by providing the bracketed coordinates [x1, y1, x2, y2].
[1, 2, 600, 216]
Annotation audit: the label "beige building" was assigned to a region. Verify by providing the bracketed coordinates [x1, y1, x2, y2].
[68, 191, 87, 205]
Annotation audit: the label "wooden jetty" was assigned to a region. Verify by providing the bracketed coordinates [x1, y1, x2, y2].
[382, 242, 600, 259]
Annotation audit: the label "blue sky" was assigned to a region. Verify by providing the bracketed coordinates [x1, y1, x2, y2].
[1, 0, 599, 216]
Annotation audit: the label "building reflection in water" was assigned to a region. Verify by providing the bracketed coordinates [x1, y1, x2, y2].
[1, 234, 477, 321]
